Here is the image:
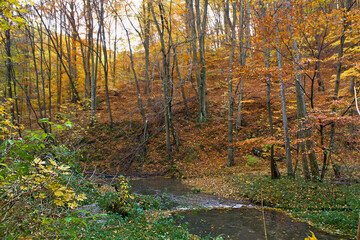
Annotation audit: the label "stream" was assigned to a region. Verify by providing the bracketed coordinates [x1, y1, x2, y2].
[130, 177, 349, 240]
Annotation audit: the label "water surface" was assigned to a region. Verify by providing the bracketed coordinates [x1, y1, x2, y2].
[130, 177, 349, 240]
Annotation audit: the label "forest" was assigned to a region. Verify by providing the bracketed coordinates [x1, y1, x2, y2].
[0, 0, 360, 239]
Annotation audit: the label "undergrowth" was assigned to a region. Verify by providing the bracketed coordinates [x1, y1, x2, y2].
[233, 174, 359, 237]
[0, 110, 196, 239]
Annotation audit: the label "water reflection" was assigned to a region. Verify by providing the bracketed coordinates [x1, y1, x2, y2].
[130, 177, 348, 240]
[178, 208, 345, 240]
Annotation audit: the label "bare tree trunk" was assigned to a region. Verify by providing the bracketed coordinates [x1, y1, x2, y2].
[334, 0, 354, 97]
[276, 47, 294, 178]
[174, 50, 190, 118]
[225, 0, 236, 167]
[90, 19, 101, 125]
[120, 17, 148, 133]
[40, 24, 48, 131]
[236, 0, 246, 129]
[273, 1, 294, 177]
[143, 1, 151, 95]
[84, 0, 92, 99]
[47, 23, 52, 133]
[334, 31, 345, 98]
[293, 39, 319, 180]
[315, 34, 324, 91]
[27, 25, 46, 131]
[33, 5, 80, 103]
[186, 0, 200, 105]
[112, 16, 117, 87]
[151, 2, 177, 161]
[264, 48, 280, 179]
[56, 12, 63, 110]
[195, 0, 208, 122]
[5, 29, 15, 125]
[100, 1, 113, 127]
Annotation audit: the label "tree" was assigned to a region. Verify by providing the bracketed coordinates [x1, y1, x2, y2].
[225, 0, 236, 167]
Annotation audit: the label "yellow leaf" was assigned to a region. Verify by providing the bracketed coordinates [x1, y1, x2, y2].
[76, 193, 87, 201]
[39, 193, 46, 199]
[58, 165, 70, 171]
[305, 231, 317, 240]
[68, 201, 78, 209]
[34, 158, 45, 165]
[49, 158, 57, 166]
[54, 199, 64, 206]
[54, 190, 64, 196]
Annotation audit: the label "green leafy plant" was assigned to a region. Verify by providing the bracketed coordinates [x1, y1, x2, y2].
[245, 155, 262, 169]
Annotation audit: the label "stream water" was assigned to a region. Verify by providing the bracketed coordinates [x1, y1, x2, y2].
[130, 177, 349, 240]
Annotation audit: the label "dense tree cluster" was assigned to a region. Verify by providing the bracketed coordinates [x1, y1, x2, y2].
[1, 0, 360, 180]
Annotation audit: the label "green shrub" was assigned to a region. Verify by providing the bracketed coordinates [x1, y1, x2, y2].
[245, 155, 262, 169]
[233, 174, 360, 236]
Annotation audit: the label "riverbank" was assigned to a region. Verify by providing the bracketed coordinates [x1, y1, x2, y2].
[183, 172, 358, 239]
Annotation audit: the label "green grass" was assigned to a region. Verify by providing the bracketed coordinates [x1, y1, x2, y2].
[40, 210, 193, 239]
[232, 174, 360, 237]
[4, 184, 196, 239]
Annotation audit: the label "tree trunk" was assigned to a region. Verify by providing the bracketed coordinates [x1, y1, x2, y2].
[5, 29, 15, 126]
[293, 39, 319, 180]
[265, 48, 280, 179]
[90, 20, 101, 125]
[235, 0, 246, 129]
[151, 2, 179, 162]
[315, 34, 324, 91]
[225, 0, 236, 167]
[195, 0, 208, 122]
[174, 50, 190, 118]
[143, 1, 151, 95]
[119, 13, 149, 142]
[276, 47, 294, 178]
[100, 1, 113, 127]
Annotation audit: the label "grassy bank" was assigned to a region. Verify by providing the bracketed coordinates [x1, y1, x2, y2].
[0, 119, 196, 239]
[232, 174, 359, 237]
[1, 172, 197, 239]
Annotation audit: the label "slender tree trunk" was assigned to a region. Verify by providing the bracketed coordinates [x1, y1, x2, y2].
[84, 0, 92, 99]
[40, 24, 48, 132]
[70, 2, 78, 103]
[143, 1, 151, 95]
[56, 12, 63, 110]
[225, 0, 236, 167]
[236, 0, 246, 129]
[33, 5, 80, 103]
[186, 0, 200, 103]
[293, 39, 319, 180]
[276, 47, 294, 178]
[90, 20, 101, 125]
[174, 50, 190, 118]
[47, 26, 52, 133]
[334, 32, 345, 98]
[100, 2, 113, 127]
[5, 29, 15, 126]
[265, 48, 280, 179]
[195, 0, 208, 122]
[320, 124, 328, 181]
[28, 26, 46, 130]
[334, 0, 351, 98]
[315, 34, 324, 91]
[151, 2, 179, 162]
[113, 16, 117, 87]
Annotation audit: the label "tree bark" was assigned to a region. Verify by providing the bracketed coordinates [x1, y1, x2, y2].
[225, 0, 236, 167]
[276, 46, 294, 178]
[100, 0, 113, 127]
[293, 39, 319, 180]
[195, 0, 208, 122]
